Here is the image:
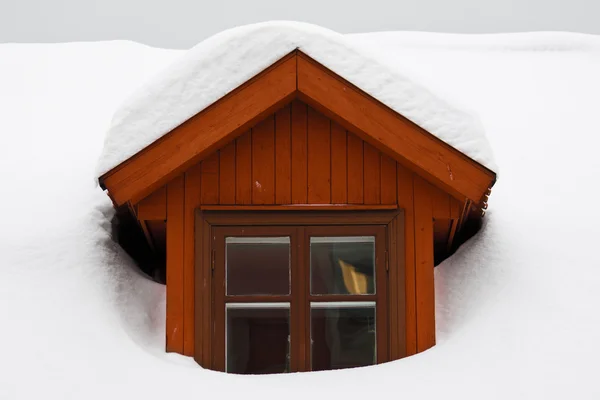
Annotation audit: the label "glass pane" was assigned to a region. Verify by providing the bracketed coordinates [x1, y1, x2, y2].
[311, 302, 376, 371]
[226, 237, 290, 295]
[310, 236, 375, 295]
[226, 303, 290, 374]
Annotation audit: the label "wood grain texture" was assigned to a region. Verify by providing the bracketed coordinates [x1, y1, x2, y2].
[363, 142, 381, 204]
[413, 175, 436, 352]
[235, 131, 252, 205]
[193, 212, 213, 367]
[307, 106, 331, 203]
[251, 115, 275, 204]
[101, 53, 297, 206]
[200, 204, 398, 211]
[388, 215, 399, 358]
[193, 212, 204, 366]
[330, 122, 347, 204]
[347, 133, 364, 204]
[166, 175, 185, 354]
[388, 211, 406, 359]
[275, 104, 292, 204]
[183, 164, 202, 356]
[380, 155, 397, 204]
[450, 196, 462, 219]
[200, 152, 219, 204]
[397, 163, 417, 356]
[447, 219, 459, 252]
[136, 185, 166, 220]
[431, 185, 451, 220]
[291, 100, 308, 204]
[395, 211, 406, 359]
[218, 142, 236, 204]
[297, 53, 495, 204]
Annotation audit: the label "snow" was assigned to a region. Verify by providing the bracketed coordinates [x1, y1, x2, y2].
[96, 21, 497, 176]
[2, 28, 600, 399]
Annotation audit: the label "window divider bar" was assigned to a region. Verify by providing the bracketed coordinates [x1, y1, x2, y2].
[226, 302, 291, 309]
[310, 301, 376, 309]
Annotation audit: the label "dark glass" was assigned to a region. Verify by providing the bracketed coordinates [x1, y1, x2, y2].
[226, 237, 290, 295]
[310, 236, 375, 295]
[226, 305, 290, 374]
[311, 303, 376, 371]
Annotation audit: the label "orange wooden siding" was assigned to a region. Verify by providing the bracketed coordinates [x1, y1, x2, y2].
[175, 101, 399, 208]
[139, 100, 465, 358]
[166, 100, 402, 357]
[165, 175, 185, 354]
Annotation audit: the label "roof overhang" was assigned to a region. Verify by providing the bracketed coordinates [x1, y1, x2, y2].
[99, 50, 496, 207]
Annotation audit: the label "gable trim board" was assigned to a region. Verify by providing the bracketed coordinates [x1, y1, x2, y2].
[99, 50, 496, 209]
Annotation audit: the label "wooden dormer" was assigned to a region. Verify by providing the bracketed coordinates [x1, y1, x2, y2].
[100, 50, 496, 372]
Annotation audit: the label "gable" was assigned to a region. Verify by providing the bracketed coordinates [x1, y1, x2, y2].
[186, 100, 400, 206]
[100, 51, 495, 209]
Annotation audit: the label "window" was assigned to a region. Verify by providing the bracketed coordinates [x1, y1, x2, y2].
[209, 221, 391, 373]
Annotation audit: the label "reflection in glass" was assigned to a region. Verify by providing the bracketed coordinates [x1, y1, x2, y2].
[311, 302, 376, 371]
[226, 303, 290, 374]
[226, 237, 290, 296]
[310, 236, 375, 295]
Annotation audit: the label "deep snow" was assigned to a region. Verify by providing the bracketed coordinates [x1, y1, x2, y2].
[1, 29, 600, 399]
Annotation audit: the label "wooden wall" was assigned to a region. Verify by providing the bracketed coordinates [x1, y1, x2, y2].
[182, 100, 400, 207]
[134, 99, 463, 359]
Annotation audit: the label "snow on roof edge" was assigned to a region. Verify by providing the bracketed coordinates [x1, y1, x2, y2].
[96, 21, 498, 179]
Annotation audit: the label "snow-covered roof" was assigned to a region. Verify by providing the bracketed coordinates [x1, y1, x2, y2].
[3, 28, 600, 399]
[97, 22, 497, 177]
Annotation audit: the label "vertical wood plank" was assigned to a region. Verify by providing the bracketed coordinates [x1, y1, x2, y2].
[136, 186, 166, 220]
[252, 115, 275, 204]
[275, 105, 292, 204]
[307, 106, 331, 203]
[395, 210, 406, 358]
[193, 211, 204, 366]
[431, 185, 451, 220]
[330, 122, 347, 204]
[347, 133, 364, 204]
[235, 131, 252, 204]
[397, 163, 417, 356]
[183, 164, 201, 356]
[380, 154, 397, 204]
[166, 175, 184, 354]
[201, 218, 212, 367]
[414, 175, 436, 352]
[291, 100, 308, 204]
[388, 215, 399, 359]
[200, 152, 219, 204]
[219, 141, 236, 204]
[363, 142, 381, 204]
[450, 196, 462, 219]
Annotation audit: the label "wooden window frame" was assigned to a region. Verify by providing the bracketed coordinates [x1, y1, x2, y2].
[194, 209, 406, 371]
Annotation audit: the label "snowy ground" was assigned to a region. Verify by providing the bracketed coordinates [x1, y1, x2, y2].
[1, 30, 600, 399]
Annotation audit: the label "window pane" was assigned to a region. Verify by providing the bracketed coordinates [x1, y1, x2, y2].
[226, 303, 290, 374]
[310, 236, 375, 295]
[226, 237, 290, 295]
[311, 302, 376, 371]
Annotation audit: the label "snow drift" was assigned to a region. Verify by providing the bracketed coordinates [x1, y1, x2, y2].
[1, 27, 600, 399]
